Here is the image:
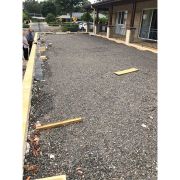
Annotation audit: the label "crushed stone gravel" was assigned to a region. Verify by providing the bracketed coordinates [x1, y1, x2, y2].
[23, 33, 157, 180]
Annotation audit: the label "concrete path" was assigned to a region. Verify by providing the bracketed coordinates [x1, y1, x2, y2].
[24, 34, 157, 180]
[29, 22, 50, 32]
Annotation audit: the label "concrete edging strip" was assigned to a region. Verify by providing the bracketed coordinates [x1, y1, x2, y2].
[22, 32, 38, 160]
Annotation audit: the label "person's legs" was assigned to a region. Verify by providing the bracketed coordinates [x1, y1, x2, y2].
[28, 41, 33, 55]
[23, 47, 29, 60]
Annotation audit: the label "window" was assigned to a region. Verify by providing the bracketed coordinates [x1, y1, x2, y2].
[118, 12, 125, 25]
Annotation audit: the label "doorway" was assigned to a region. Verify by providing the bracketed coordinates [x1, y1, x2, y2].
[139, 9, 157, 41]
[115, 11, 128, 35]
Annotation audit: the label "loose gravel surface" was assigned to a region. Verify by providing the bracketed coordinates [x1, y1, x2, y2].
[24, 34, 157, 180]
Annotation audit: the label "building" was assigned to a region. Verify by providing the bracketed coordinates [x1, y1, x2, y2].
[57, 12, 106, 23]
[84, 0, 157, 46]
[57, 13, 84, 22]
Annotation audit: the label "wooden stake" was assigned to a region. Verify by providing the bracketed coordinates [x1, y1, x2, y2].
[36, 118, 82, 130]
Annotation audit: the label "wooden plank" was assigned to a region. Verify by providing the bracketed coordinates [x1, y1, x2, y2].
[40, 56, 48, 61]
[39, 47, 46, 52]
[114, 68, 138, 75]
[36, 175, 66, 180]
[36, 117, 82, 130]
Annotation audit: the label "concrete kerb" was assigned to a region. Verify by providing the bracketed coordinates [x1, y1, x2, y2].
[89, 33, 157, 54]
[22, 32, 38, 163]
[55, 32, 89, 35]
[40, 31, 89, 35]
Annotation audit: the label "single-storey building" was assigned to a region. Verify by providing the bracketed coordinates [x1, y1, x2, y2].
[57, 12, 106, 23]
[57, 13, 84, 22]
[84, 0, 157, 46]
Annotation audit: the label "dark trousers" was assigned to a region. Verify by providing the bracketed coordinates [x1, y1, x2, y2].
[28, 41, 33, 55]
[23, 47, 29, 60]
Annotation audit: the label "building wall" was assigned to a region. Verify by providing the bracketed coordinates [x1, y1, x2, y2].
[112, 0, 157, 40]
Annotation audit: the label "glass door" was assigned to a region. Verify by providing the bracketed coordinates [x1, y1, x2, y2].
[115, 11, 128, 35]
[139, 9, 157, 41]
[149, 9, 157, 40]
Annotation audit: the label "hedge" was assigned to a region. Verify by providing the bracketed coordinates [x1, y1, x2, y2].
[61, 23, 79, 32]
[48, 22, 59, 26]
[23, 23, 30, 28]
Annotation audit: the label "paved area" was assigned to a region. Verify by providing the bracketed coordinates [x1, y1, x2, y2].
[29, 22, 61, 33]
[30, 22, 50, 32]
[24, 34, 157, 180]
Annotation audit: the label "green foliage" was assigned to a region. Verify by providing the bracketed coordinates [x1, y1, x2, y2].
[82, 0, 91, 6]
[62, 26, 68, 32]
[61, 23, 79, 32]
[23, 0, 91, 18]
[31, 18, 43, 22]
[99, 17, 108, 24]
[23, 0, 41, 14]
[73, 0, 91, 12]
[23, 11, 30, 21]
[48, 22, 59, 26]
[41, 1, 56, 17]
[45, 13, 56, 23]
[55, 0, 87, 15]
[23, 23, 30, 28]
[81, 12, 92, 22]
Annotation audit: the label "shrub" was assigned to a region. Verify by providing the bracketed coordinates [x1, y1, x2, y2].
[45, 13, 56, 23]
[81, 12, 93, 22]
[23, 23, 30, 28]
[48, 22, 59, 26]
[23, 11, 29, 21]
[99, 17, 108, 24]
[61, 26, 68, 32]
[61, 23, 79, 32]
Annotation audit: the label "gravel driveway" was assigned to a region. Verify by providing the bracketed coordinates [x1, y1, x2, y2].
[24, 34, 157, 180]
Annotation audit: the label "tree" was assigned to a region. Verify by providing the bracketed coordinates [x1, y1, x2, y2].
[82, 0, 91, 5]
[81, 12, 92, 22]
[45, 13, 56, 23]
[23, 11, 30, 21]
[55, 0, 86, 17]
[41, 1, 56, 17]
[73, 0, 91, 12]
[23, 0, 41, 14]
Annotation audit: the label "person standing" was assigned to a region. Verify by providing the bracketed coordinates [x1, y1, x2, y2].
[23, 30, 29, 60]
[26, 28, 34, 55]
